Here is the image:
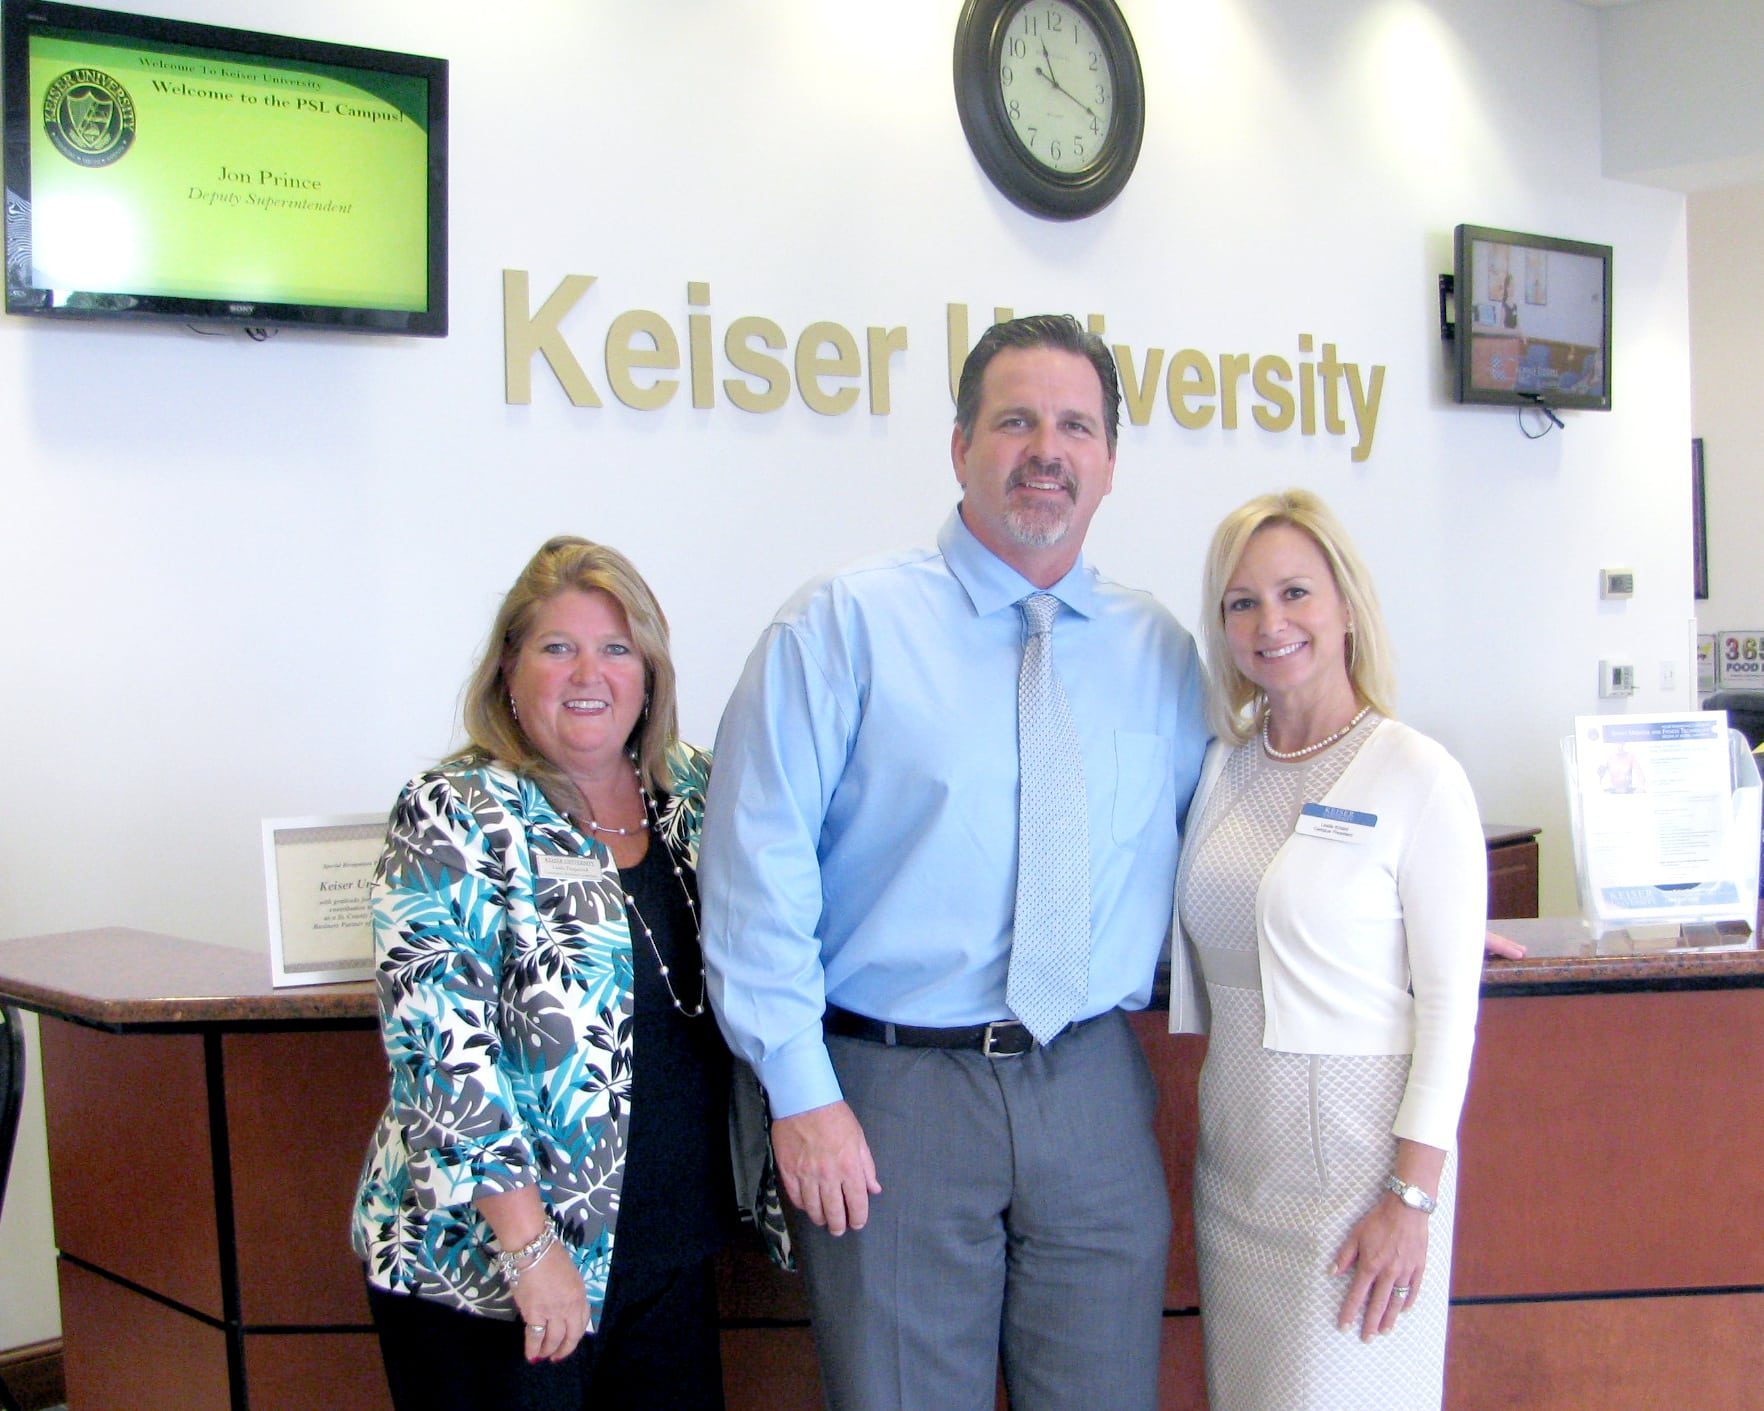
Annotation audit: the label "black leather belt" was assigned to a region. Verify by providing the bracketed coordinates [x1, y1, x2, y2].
[823, 1004, 1075, 1058]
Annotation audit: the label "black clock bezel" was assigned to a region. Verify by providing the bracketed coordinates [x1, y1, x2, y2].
[953, 0, 1145, 221]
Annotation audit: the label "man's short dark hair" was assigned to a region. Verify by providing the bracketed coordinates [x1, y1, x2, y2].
[953, 314, 1121, 452]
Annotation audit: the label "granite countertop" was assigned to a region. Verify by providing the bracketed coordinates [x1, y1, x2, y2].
[0, 927, 376, 1029]
[5, 916, 1764, 1033]
[1149, 912, 1764, 1008]
[1481, 913, 1764, 993]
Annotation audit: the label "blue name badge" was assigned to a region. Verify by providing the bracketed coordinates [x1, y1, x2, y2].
[1295, 801, 1378, 844]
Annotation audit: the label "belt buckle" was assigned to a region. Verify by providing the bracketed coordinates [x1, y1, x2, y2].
[981, 1020, 1029, 1058]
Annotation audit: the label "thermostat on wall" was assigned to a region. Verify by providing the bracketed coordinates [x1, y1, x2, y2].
[1599, 659, 1637, 697]
[1600, 568, 1635, 599]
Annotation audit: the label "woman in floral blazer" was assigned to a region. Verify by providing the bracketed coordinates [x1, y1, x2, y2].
[352, 536, 781, 1411]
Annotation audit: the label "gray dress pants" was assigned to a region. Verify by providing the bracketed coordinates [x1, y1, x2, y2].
[792, 1007, 1171, 1411]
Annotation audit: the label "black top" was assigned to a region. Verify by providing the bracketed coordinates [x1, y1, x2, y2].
[609, 835, 735, 1277]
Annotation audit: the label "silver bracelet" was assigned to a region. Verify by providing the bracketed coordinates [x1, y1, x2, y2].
[495, 1221, 559, 1288]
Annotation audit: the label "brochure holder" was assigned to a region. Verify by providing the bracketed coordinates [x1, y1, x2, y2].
[1562, 715, 1761, 938]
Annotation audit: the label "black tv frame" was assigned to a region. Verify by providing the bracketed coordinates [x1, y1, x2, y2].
[2, 0, 448, 336]
[1444, 223, 1611, 413]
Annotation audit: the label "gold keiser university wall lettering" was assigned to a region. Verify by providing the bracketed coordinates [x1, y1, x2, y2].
[946, 305, 1386, 464]
[503, 272, 909, 415]
[501, 275, 1386, 463]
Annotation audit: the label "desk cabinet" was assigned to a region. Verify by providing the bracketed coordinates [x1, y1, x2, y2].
[7, 920, 1762, 1411]
[1484, 822, 1541, 919]
[40, 1020, 390, 1411]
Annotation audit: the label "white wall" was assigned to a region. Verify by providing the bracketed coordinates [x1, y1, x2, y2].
[1600, 0, 1764, 190]
[1690, 184, 1764, 643]
[0, 0, 1693, 1350]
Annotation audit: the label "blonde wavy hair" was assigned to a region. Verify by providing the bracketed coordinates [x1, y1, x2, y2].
[453, 535, 679, 809]
[1199, 489, 1395, 744]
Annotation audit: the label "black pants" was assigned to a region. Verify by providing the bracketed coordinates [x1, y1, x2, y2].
[366, 1256, 724, 1411]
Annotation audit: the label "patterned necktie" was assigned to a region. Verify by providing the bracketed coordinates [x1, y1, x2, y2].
[1006, 592, 1091, 1043]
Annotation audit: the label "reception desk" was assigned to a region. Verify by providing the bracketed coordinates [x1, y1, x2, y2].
[3, 920, 1762, 1410]
[0, 930, 386, 1411]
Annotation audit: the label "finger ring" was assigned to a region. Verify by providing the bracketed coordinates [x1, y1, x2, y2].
[527, 1323, 547, 1335]
[1392, 1286, 1411, 1297]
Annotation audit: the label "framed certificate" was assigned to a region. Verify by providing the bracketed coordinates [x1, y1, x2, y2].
[262, 814, 385, 987]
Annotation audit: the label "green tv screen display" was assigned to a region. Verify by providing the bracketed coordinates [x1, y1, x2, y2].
[4, 1, 447, 335]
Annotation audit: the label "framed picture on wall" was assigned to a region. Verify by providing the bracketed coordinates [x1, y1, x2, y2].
[1693, 437, 1709, 601]
[1525, 248, 1548, 305]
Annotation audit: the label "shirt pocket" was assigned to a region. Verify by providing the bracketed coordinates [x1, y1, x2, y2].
[1112, 730, 1173, 843]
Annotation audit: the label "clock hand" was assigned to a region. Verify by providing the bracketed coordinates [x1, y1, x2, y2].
[1036, 37, 1103, 125]
[1038, 39, 1066, 94]
[1064, 90, 1103, 125]
[1038, 81, 1101, 126]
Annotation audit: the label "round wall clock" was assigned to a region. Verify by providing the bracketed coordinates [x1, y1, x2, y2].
[953, 0, 1145, 220]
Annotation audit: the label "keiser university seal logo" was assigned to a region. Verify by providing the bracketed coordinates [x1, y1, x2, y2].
[42, 68, 137, 167]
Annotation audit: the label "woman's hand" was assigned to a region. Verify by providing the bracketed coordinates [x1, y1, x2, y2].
[1332, 1193, 1430, 1341]
[1484, 929, 1527, 959]
[1333, 1140, 1443, 1342]
[510, 1240, 590, 1362]
[475, 1187, 589, 1362]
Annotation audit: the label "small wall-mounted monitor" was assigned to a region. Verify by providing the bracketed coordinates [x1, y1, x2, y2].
[3, 0, 447, 335]
[1450, 224, 1611, 412]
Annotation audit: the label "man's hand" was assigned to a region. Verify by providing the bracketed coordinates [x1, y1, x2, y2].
[771, 1099, 882, 1236]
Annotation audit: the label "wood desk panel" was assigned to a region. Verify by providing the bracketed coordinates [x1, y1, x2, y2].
[1154, 1317, 1208, 1411]
[242, 1333, 390, 1411]
[39, 1021, 224, 1320]
[58, 1262, 231, 1411]
[1453, 987, 1764, 1297]
[1132, 1014, 1203, 1310]
[1486, 838, 1540, 919]
[1446, 1292, 1764, 1409]
[722, 1327, 821, 1411]
[223, 1029, 386, 1325]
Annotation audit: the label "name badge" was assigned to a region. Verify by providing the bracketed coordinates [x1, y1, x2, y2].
[536, 853, 603, 882]
[1295, 802, 1378, 843]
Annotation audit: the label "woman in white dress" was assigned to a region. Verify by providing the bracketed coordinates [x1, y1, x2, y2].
[1171, 490, 1486, 1410]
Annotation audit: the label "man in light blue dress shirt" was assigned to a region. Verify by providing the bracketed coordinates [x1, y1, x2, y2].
[701, 315, 1209, 1410]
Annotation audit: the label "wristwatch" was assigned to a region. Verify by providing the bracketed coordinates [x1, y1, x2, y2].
[1384, 1175, 1438, 1214]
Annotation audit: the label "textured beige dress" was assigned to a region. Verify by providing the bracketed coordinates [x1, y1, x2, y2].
[1176, 715, 1456, 1411]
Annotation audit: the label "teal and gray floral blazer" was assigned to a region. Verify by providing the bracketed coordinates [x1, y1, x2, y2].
[351, 741, 712, 1327]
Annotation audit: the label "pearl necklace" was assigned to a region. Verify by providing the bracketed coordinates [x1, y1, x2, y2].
[1261, 704, 1372, 761]
[578, 776, 648, 837]
[583, 814, 647, 837]
[617, 776, 707, 1019]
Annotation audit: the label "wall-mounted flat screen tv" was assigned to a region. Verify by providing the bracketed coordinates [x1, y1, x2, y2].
[1452, 224, 1610, 411]
[3, 0, 447, 335]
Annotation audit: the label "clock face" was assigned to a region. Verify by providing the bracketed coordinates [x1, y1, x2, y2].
[953, 0, 1144, 219]
[997, 0, 1115, 176]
